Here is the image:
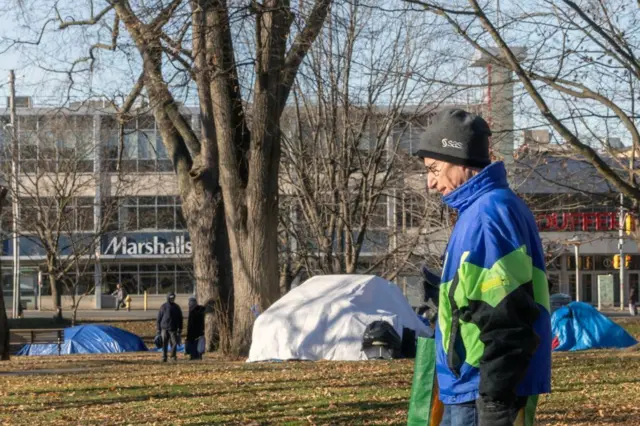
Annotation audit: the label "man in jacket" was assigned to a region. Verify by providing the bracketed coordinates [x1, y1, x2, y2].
[413, 109, 551, 426]
[185, 297, 206, 360]
[157, 292, 184, 362]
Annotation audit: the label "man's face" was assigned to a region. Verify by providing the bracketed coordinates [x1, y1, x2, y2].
[424, 158, 475, 196]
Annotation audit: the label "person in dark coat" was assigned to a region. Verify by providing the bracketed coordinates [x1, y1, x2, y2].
[185, 296, 206, 360]
[157, 292, 183, 362]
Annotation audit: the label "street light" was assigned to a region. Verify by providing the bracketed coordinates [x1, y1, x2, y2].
[567, 235, 582, 302]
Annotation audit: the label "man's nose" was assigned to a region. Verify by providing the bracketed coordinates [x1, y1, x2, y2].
[427, 173, 437, 189]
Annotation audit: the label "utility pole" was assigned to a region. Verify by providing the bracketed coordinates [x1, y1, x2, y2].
[8, 70, 20, 318]
[619, 193, 625, 311]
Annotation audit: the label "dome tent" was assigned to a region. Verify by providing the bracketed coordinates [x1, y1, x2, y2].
[248, 275, 431, 362]
[551, 302, 637, 351]
[18, 324, 147, 356]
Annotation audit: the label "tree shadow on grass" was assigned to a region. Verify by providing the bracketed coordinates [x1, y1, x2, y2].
[537, 409, 636, 425]
[182, 398, 408, 425]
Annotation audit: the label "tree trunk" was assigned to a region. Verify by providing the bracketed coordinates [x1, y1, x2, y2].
[228, 164, 281, 355]
[47, 263, 63, 321]
[0, 288, 9, 360]
[0, 187, 8, 360]
[183, 180, 233, 353]
[279, 261, 293, 296]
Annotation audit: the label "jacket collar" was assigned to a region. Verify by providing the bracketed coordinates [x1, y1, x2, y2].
[442, 161, 509, 213]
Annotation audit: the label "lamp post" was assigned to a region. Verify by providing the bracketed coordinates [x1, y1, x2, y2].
[8, 70, 20, 318]
[618, 193, 626, 310]
[568, 235, 582, 302]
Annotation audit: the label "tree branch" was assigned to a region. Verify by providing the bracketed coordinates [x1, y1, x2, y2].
[278, 0, 332, 114]
[57, 4, 115, 29]
[466, 0, 640, 200]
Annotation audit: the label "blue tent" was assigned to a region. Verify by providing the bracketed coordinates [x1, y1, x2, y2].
[17, 325, 148, 356]
[551, 302, 637, 351]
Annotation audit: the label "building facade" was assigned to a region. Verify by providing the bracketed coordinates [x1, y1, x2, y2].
[1, 101, 198, 310]
[3, 97, 637, 311]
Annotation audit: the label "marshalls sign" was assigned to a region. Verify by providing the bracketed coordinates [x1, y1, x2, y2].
[104, 235, 192, 256]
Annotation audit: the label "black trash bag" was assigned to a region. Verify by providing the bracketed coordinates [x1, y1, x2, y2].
[401, 327, 417, 358]
[362, 321, 403, 360]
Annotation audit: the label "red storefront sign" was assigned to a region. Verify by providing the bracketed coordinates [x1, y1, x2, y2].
[536, 212, 632, 232]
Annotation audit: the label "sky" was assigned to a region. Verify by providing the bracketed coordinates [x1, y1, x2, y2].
[0, 0, 637, 153]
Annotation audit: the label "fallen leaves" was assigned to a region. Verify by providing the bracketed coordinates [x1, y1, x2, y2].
[1, 319, 640, 425]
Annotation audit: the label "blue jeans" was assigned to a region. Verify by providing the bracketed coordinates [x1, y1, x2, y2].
[440, 402, 478, 426]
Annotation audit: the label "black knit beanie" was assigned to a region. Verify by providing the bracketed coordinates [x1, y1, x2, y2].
[413, 109, 492, 169]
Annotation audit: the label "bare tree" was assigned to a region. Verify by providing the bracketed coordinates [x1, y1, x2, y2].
[0, 111, 126, 321]
[277, 1, 464, 292]
[0, 0, 332, 354]
[405, 0, 640, 206]
[0, 186, 9, 360]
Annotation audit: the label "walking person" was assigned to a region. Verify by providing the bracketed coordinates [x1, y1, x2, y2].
[412, 109, 551, 426]
[185, 297, 206, 360]
[111, 283, 125, 311]
[157, 292, 183, 362]
[630, 285, 638, 317]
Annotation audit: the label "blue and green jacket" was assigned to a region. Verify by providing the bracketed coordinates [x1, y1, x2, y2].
[435, 161, 551, 405]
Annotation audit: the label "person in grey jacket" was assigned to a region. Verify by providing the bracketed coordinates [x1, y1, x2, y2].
[111, 284, 125, 311]
[157, 292, 183, 362]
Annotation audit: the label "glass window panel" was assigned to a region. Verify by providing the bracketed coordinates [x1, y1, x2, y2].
[157, 196, 173, 205]
[123, 132, 138, 159]
[159, 264, 175, 273]
[139, 115, 155, 129]
[157, 159, 173, 172]
[158, 273, 175, 294]
[138, 206, 156, 229]
[120, 272, 139, 295]
[140, 273, 157, 295]
[76, 273, 94, 295]
[138, 160, 156, 172]
[139, 196, 156, 205]
[103, 273, 120, 294]
[121, 264, 138, 272]
[157, 206, 174, 229]
[124, 118, 137, 130]
[122, 159, 138, 172]
[119, 205, 138, 231]
[176, 207, 186, 229]
[156, 134, 169, 159]
[176, 273, 194, 294]
[100, 116, 117, 140]
[2, 271, 13, 299]
[137, 130, 156, 160]
[140, 264, 157, 273]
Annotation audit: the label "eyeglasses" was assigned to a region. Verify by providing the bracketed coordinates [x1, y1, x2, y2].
[424, 162, 441, 177]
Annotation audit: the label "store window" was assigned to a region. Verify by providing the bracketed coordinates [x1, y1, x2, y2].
[101, 114, 185, 172]
[114, 196, 183, 231]
[101, 263, 193, 295]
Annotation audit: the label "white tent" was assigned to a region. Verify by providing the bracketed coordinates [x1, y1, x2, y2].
[247, 275, 431, 362]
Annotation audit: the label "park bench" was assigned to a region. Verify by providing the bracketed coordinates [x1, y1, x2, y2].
[9, 329, 65, 355]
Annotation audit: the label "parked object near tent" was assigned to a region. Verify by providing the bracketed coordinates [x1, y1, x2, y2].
[17, 325, 147, 356]
[362, 320, 403, 360]
[551, 302, 637, 351]
[248, 275, 431, 362]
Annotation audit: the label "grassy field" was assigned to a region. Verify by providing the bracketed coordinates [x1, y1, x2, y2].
[1, 319, 640, 425]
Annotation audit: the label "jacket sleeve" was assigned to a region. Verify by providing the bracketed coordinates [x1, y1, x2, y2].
[460, 219, 541, 407]
[179, 307, 184, 332]
[156, 305, 163, 332]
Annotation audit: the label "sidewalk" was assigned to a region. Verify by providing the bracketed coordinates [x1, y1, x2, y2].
[5, 309, 157, 321]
